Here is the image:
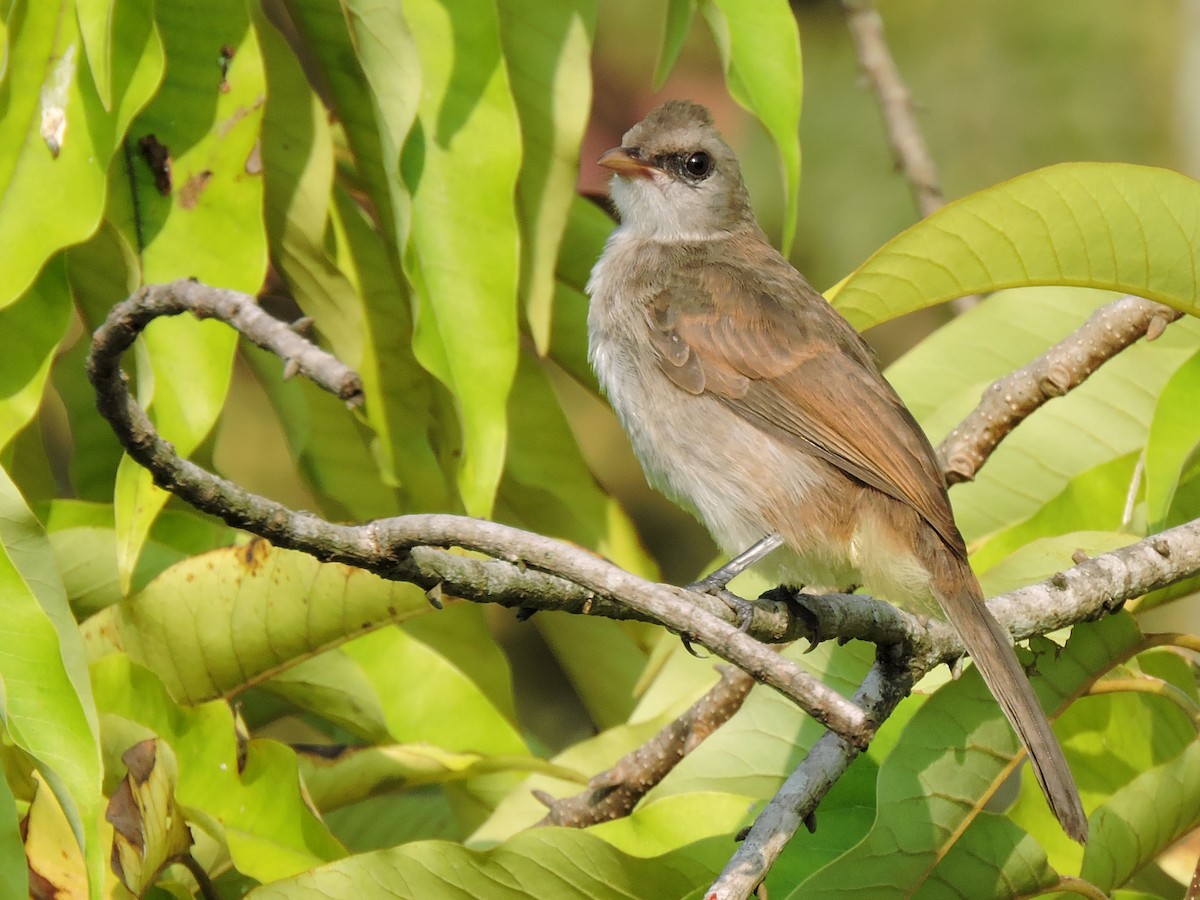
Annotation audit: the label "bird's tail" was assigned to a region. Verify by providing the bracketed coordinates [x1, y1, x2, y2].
[935, 560, 1088, 843]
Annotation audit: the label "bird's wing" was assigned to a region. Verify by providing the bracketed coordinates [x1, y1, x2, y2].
[646, 245, 967, 558]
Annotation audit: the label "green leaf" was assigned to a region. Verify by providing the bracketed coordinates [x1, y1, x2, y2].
[1145, 349, 1200, 530]
[62, 221, 140, 499]
[976, 530, 1134, 597]
[342, 0, 422, 249]
[42, 501, 233, 616]
[654, 0, 696, 88]
[699, 0, 802, 253]
[331, 186, 447, 511]
[0, 0, 161, 307]
[1080, 742, 1200, 892]
[970, 454, 1138, 575]
[300, 744, 583, 813]
[885, 288, 1200, 546]
[548, 196, 614, 392]
[0, 760, 27, 897]
[110, 0, 266, 591]
[240, 344, 403, 522]
[497, 0, 595, 353]
[81, 541, 433, 703]
[0, 467, 104, 896]
[75, 0, 114, 108]
[402, 0, 522, 516]
[258, 7, 364, 367]
[588, 791, 753, 855]
[92, 655, 346, 881]
[794, 615, 1142, 897]
[0, 255, 72, 452]
[246, 827, 725, 899]
[831, 163, 1200, 330]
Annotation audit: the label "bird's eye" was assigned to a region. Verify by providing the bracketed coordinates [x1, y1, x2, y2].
[682, 151, 713, 180]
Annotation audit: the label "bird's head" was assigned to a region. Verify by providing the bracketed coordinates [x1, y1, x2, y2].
[599, 100, 757, 241]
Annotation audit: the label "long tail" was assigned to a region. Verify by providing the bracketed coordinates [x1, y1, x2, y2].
[936, 562, 1088, 843]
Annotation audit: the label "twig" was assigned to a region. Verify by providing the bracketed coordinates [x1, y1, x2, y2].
[707, 652, 911, 899]
[938, 296, 1182, 485]
[840, 0, 984, 315]
[840, 0, 942, 217]
[534, 667, 756, 827]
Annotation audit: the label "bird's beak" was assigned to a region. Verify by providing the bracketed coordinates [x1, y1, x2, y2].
[598, 147, 655, 178]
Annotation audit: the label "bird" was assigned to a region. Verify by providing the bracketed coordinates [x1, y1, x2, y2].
[585, 99, 1087, 843]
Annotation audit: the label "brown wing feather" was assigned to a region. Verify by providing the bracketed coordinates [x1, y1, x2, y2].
[647, 246, 967, 559]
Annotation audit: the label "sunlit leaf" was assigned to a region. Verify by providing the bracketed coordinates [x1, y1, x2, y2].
[0, 468, 104, 894]
[247, 827, 726, 899]
[497, 0, 595, 352]
[300, 744, 583, 813]
[699, 0, 802, 253]
[401, 0, 522, 517]
[976, 531, 1134, 597]
[793, 615, 1142, 897]
[106, 739, 194, 896]
[831, 163, 1200, 330]
[82, 540, 433, 703]
[0, 256, 72, 452]
[75, 0, 115, 108]
[1080, 742, 1200, 892]
[110, 0, 266, 591]
[885, 288, 1200, 545]
[0, 0, 161, 307]
[1145, 349, 1200, 530]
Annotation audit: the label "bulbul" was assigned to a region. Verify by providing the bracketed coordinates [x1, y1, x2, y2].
[586, 99, 1087, 843]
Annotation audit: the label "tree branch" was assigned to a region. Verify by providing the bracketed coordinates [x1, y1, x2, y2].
[841, 0, 943, 217]
[88, 281, 1200, 900]
[938, 295, 1182, 485]
[533, 666, 756, 827]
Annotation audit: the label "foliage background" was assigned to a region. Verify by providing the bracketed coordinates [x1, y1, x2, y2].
[0, 0, 1198, 897]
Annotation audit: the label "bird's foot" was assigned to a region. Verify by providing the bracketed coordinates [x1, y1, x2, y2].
[685, 579, 760, 632]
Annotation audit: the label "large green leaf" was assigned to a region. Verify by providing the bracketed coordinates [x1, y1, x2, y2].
[1079, 741, 1200, 892]
[81, 541, 432, 703]
[400, 0, 523, 517]
[699, 0, 802, 253]
[0, 762, 27, 897]
[258, 7, 363, 367]
[497, 0, 595, 352]
[1008, 648, 1198, 870]
[885, 288, 1200, 546]
[1145, 349, 1200, 530]
[0, 0, 161, 307]
[247, 827, 726, 899]
[61, 221, 140, 500]
[831, 163, 1200, 330]
[92, 655, 346, 881]
[0, 256, 72, 452]
[0, 467, 104, 895]
[110, 0, 267, 591]
[75, 0, 114, 108]
[792, 615, 1141, 897]
[331, 186, 447, 511]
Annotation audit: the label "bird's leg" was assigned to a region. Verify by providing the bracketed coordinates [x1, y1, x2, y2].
[686, 533, 784, 631]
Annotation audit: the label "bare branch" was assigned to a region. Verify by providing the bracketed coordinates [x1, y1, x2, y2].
[938, 296, 1182, 485]
[89, 280, 1200, 898]
[841, 0, 941, 216]
[535, 667, 756, 828]
[707, 652, 912, 899]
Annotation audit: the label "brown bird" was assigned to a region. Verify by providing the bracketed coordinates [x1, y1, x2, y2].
[586, 99, 1087, 843]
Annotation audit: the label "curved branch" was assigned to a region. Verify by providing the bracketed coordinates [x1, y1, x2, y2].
[938, 295, 1182, 485]
[90, 280, 1200, 900]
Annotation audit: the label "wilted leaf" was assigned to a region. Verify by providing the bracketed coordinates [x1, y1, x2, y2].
[106, 739, 194, 895]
